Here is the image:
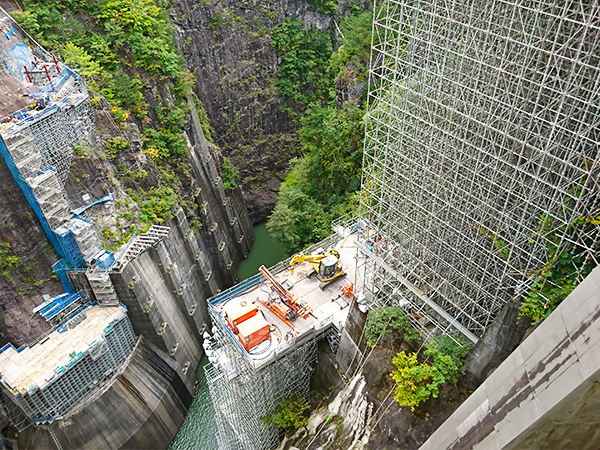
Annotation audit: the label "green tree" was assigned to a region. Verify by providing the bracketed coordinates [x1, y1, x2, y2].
[300, 101, 364, 202]
[390, 351, 445, 411]
[62, 43, 101, 78]
[0, 242, 22, 283]
[270, 17, 334, 109]
[330, 12, 373, 83]
[268, 11, 373, 252]
[364, 306, 420, 347]
[260, 393, 310, 429]
[307, 0, 338, 14]
[99, 0, 160, 34]
[221, 158, 239, 191]
[424, 335, 471, 385]
[9, 11, 40, 36]
[267, 167, 332, 254]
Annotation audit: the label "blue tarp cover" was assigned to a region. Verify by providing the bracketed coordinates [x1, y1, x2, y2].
[36, 292, 82, 320]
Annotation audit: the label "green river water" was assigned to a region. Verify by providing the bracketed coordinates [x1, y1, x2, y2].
[237, 222, 290, 280]
[169, 223, 289, 450]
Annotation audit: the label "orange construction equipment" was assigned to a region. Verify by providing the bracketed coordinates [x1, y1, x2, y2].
[236, 314, 271, 351]
[341, 283, 354, 300]
[223, 297, 271, 350]
[224, 298, 258, 332]
[256, 296, 296, 329]
[259, 265, 316, 323]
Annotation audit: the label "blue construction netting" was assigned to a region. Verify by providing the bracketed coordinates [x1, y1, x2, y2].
[73, 193, 113, 215]
[54, 226, 86, 268]
[39, 66, 73, 94]
[51, 260, 74, 293]
[35, 292, 82, 321]
[0, 137, 66, 261]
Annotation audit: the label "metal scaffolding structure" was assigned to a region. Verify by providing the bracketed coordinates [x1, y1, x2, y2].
[0, 304, 135, 429]
[203, 232, 350, 450]
[205, 327, 320, 450]
[359, 0, 600, 341]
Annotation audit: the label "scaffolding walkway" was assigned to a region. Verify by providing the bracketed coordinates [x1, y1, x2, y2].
[122, 225, 170, 262]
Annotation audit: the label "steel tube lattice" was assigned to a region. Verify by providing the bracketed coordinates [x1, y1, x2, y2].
[359, 0, 600, 340]
[205, 322, 319, 450]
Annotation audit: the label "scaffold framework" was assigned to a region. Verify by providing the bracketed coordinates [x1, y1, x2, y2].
[359, 0, 600, 340]
[205, 327, 320, 450]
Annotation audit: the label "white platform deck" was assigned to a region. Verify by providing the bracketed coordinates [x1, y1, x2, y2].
[0, 305, 126, 392]
[214, 234, 358, 367]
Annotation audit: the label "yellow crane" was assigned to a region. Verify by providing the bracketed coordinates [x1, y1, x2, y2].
[289, 249, 345, 289]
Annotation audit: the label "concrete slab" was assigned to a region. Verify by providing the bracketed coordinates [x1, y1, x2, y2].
[493, 391, 539, 449]
[487, 362, 530, 414]
[530, 359, 586, 416]
[452, 382, 491, 425]
[575, 337, 600, 380]
[484, 346, 526, 395]
[419, 412, 459, 450]
[525, 335, 579, 390]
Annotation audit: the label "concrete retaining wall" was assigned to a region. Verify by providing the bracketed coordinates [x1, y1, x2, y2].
[419, 265, 600, 450]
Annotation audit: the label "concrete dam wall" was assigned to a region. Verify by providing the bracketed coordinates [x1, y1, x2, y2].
[18, 341, 191, 450]
[0, 10, 254, 448]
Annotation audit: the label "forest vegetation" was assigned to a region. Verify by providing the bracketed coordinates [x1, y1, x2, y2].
[266, 10, 373, 254]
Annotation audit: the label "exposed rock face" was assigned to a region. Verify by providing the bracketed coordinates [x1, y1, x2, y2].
[172, 0, 339, 223]
[283, 347, 467, 450]
[462, 297, 531, 390]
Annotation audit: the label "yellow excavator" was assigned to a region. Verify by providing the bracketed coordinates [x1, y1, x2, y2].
[289, 249, 345, 289]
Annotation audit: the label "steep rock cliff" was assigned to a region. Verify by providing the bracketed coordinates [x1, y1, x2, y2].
[172, 0, 340, 223]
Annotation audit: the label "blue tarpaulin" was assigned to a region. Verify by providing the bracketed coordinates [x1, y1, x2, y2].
[6, 42, 33, 80]
[34, 292, 82, 321]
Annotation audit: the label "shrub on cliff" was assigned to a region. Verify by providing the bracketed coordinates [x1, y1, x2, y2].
[260, 392, 310, 430]
[390, 335, 471, 410]
[364, 306, 420, 347]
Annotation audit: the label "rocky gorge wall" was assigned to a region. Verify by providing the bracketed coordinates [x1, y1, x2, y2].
[172, 0, 345, 223]
[0, 156, 59, 346]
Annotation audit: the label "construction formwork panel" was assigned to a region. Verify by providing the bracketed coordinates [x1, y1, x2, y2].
[360, 0, 600, 339]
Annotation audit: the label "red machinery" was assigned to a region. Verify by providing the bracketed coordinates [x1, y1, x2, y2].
[223, 298, 270, 351]
[257, 265, 316, 328]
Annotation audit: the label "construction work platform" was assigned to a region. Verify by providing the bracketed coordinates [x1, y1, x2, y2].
[208, 233, 357, 369]
[204, 233, 357, 450]
[0, 304, 127, 392]
[0, 303, 135, 424]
